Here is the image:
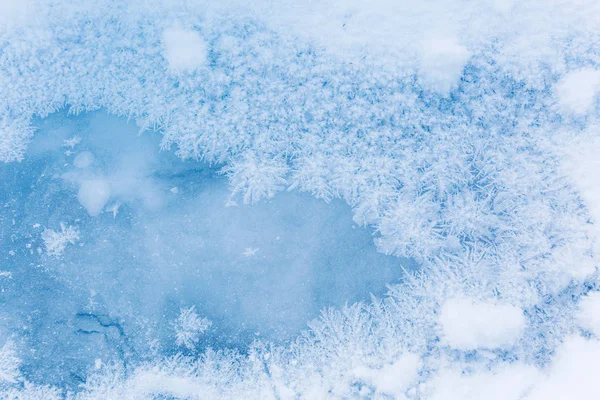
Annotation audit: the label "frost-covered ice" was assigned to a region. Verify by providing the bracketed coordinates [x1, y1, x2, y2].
[1, 111, 405, 388]
[2, 0, 600, 398]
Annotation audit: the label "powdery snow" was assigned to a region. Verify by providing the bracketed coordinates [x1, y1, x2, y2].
[353, 354, 420, 399]
[426, 364, 541, 400]
[555, 68, 600, 115]
[577, 292, 600, 336]
[419, 38, 471, 95]
[526, 336, 600, 400]
[439, 298, 525, 350]
[162, 28, 207, 74]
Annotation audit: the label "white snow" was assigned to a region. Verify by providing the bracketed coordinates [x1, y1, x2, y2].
[561, 132, 600, 266]
[162, 28, 207, 73]
[78, 179, 111, 217]
[0, 0, 33, 27]
[555, 68, 600, 115]
[427, 364, 541, 400]
[439, 298, 525, 350]
[353, 354, 420, 399]
[525, 335, 600, 400]
[73, 151, 94, 169]
[419, 38, 470, 95]
[577, 292, 600, 336]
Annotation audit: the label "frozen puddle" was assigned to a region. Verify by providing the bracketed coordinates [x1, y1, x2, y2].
[0, 111, 407, 387]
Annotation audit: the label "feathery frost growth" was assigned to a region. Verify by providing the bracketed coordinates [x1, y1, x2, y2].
[1, 0, 600, 398]
[174, 307, 212, 351]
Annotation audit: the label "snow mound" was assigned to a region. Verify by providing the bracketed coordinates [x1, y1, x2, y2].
[556, 68, 600, 115]
[419, 38, 471, 95]
[577, 292, 600, 336]
[439, 298, 526, 350]
[162, 28, 208, 74]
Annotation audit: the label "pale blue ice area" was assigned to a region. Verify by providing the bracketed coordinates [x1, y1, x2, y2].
[0, 111, 408, 388]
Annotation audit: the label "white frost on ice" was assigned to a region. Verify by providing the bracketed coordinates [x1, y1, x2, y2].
[162, 28, 207, 74]
[78, 179, 111, 217]
[41, 223, 80, 258]
[555, 68, 600, 115]
[439, 297, 525, 350]
[0, 340, 20, 384]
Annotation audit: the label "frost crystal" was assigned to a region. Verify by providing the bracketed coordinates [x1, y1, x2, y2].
[0, 341, 20, 384]
[174, 306, 212, 350]
[41, 223, 80, 258]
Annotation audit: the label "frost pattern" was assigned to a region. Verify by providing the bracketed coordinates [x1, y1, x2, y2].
[1, 0, 600, 398]
[41, 223, 80, 257]
[0, 341, 20, 384]
[174, 306, 212, 350]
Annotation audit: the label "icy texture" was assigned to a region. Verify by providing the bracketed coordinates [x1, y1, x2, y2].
[1, 0, 600, 398]
[1, 111, 404, 389]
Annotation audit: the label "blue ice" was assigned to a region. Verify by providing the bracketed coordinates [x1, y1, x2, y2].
[0, 111, 409, 387]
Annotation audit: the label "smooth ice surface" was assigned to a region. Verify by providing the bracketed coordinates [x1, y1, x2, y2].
[0, 111, 406, 387]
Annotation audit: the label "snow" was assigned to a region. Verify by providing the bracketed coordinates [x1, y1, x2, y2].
[577, 292, 600, 336]
[419, 38, 471, 95]
[526, 335, 600, 400]
[426, 364, 541, 400]
[162, 28, 208, 74]
[439, 298, 526, 350]
[353, 354, 420, 399]
[77, 179, 111, 217]
[0, 0, 34, 27]
[556, 68, 600, 115]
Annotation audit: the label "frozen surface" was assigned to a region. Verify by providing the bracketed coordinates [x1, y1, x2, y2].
[0, 111, 405, 388]
[2, 0, 600, 398]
